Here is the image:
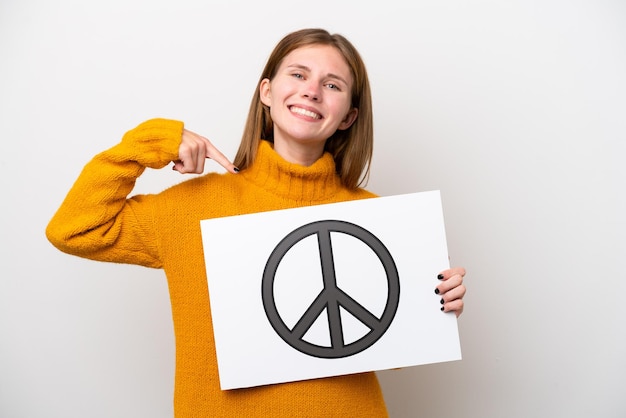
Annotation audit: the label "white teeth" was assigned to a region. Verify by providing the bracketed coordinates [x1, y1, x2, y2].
[291, 106, 321, 119]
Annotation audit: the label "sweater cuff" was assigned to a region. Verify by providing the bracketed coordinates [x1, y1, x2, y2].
[121, 118, 184, 169]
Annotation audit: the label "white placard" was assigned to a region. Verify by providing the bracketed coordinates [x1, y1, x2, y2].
[201, 191, 461, 390]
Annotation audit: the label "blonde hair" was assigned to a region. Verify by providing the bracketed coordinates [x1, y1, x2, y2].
[233, 28, 373, 189]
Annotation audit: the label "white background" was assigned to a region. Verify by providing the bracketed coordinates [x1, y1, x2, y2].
[1, 0, 625, 417]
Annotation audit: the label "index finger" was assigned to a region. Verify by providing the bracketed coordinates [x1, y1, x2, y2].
[205, 142, 239, 174]
[437, 267, 466, 281]
[435, 267, 466, 295]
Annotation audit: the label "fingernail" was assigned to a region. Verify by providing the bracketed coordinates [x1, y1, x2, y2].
[440, 306, 445, 311]
[234, 167, 240, 172]
[437, 274, 444, 280]
[434, 288, 440, 295]
[440, 298, 444, 304]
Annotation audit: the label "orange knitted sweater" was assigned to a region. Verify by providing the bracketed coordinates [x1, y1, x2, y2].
[46, 118, 389, 417]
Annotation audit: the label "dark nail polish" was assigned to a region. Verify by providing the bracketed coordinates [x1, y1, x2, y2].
[434, 288, 440, 295]
[440, 298, 444, 304]
[234, 167, 240, 172]
[437, 274, 444, 280]
[440, 307, 445, 311]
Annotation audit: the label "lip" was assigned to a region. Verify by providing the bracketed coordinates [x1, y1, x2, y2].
[288, 105, 323, 120]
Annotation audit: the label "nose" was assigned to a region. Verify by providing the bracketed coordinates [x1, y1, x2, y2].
[302, 80, 321, 101]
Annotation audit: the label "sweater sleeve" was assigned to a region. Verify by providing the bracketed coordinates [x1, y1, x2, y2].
[45, 118, 184, 268]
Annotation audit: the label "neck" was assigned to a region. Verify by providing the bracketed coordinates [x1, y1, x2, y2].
[272, 138, 325, 167]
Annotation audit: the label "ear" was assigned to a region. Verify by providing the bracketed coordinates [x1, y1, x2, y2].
[259, 78, 272, 107]
[337, 107, 358, 130]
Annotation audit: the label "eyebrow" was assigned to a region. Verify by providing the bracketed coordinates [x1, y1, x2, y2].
[286, 64, 350, 87]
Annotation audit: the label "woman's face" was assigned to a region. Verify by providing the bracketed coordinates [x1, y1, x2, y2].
[260, 44, 358, 164]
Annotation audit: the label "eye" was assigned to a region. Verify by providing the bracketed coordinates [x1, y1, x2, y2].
[326, 83, 341, 91]
[292, 73, 304, 79]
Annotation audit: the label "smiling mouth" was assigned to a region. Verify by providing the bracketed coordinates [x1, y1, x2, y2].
[290, 106, 321, 120]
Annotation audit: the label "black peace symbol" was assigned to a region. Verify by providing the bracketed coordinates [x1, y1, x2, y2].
[262, 220, 400, 359]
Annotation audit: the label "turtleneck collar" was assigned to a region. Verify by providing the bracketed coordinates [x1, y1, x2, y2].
[240, 140, 343, 202]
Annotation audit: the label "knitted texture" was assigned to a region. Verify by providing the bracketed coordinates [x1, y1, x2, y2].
[46, 119, 389, 417]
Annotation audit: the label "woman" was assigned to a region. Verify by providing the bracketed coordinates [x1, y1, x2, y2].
[47, 28, 466, 417]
